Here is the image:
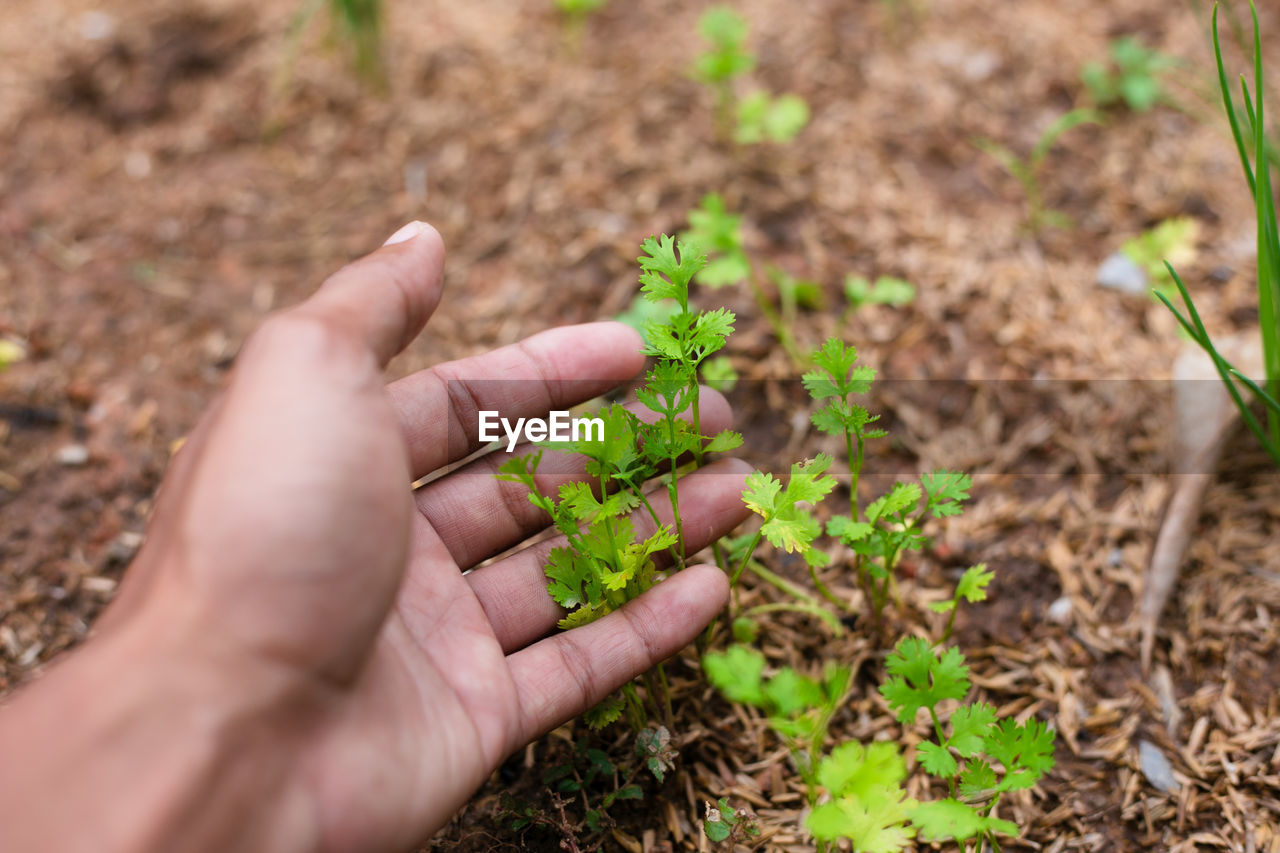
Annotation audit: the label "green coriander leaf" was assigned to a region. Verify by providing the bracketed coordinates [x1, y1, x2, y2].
[880, 638, 971, 723]
[584, 694, 626, 729]
[638, 234, 706, 305]
[703, 645, 766, 707]
[955, 563, 994, 604]
[545, 547, 599, 610]
[917, 741, 958, 778]
[921, 469, 972, 518]
[704, 428, 743, 453]
[806, 787, 916, 851]
[827, 515, 873, 545]
[948, 703, 997, 757]
[742, 471, 782, 517]
[817, 741, 907, 800]
[763, 668, 825, 717]
[865, 482, 922, 523]
[958, 758, 998, 799]
[984, 718, 1056, 788]
[909, 799, 1017, 843]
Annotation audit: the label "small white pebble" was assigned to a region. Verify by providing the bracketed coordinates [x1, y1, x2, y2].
[56, 444, 90, 467]
[1138, 740, 1180, 793]
[1047, 596, 1073, 625]
[79, 10, 116, 41]
[124, 150, 152, 179]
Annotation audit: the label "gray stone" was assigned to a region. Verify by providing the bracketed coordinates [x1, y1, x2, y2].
[1096, 252, 1148, 295]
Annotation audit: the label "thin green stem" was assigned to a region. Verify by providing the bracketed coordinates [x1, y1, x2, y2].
[741, 601, 843, 635]
[807, 562, 846, 610]
[729, 529, 765, 588]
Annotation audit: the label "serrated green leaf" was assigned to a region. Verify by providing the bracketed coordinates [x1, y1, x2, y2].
[584, 694, 626, 729]
[948, 703, 997, 757]
[703, 645, 766, 707]
[817, 741, 908, 800]
[909, 798, 1016, 843]
[805, 786, 916, 851]
[983, 718, 1056, 788]
[880, 638, 971, 723]
[742, 471, 782, 517]
[762, 668, 825, 717]
[955, 563, 994, 603]
[827, 515, 873, 544]
[866, 482, 922, 523]
[917, 741, 958, 778]
[958, 758, 998, 799]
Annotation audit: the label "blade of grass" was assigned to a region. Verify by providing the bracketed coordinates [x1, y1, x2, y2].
[1156, 266, 1280, 464]
[1214, 4, 1257, 194]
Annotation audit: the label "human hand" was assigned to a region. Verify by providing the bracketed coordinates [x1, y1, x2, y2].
[0, 222, 750, 853]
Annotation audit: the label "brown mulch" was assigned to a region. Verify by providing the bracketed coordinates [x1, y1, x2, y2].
[2, 0, 1279, 850]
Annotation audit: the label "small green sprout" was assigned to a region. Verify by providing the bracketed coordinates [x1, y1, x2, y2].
[844, 275, 916, 310]
[0, 338, 26, 371]
[878, 637, 1056, 849]
[692, 7, 809, 144]
[929, 563, 994, 643]
[801, 338, 976, 626]
[703, 644, 852, 798]
[700, 355, 738, 392]
[975, 109, 1101, 234]
[1121, 217, 1199, 297]
[735, 92, 811, 144]
[1082, 37, 1176, 113]
[553, 0, 607, 50]
[681, 194, 807, 366]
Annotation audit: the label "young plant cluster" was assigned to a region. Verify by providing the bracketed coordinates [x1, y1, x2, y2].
[499, 234, 741, 730]
[692, 7, 810, 145]
[680, 194, 916, 371]
[1082, 37, 1176, 113]
[975, 109, 1101, 234]
[699, 338, 1056, 850]
[706, 578, 1056, 852]
[501, 726, 677, 850]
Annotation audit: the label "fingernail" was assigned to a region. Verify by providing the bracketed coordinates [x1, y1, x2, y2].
[383, 221, 427, 246]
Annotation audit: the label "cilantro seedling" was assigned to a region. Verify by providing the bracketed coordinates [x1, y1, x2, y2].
[692, 7, 810, 144]
[844, 275, 916, 311]
[680, 194, 808, 367]
[498, 235, 744, 730]
[703, 644, 852, 800]
[803, 337, 975, 626]
[1121, 217, 1199, 298]
[928, 563, 994, 643]
[731, 455, 838, 614]
[878, 637, 1056, 850]
[1082, 37, 1176, 113]
[735, 91, 810, 144]
[975, 109, 1101, 235]
[553, 0, 607, 52]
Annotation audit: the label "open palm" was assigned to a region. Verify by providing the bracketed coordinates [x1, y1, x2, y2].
[94, 222, 749, 852]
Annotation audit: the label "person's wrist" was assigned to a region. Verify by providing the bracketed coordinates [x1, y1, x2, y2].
[0, 602, 317, 853]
